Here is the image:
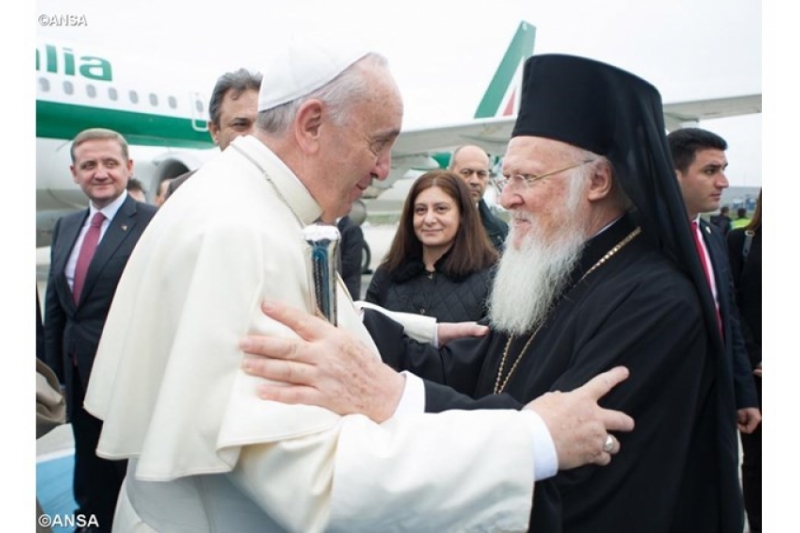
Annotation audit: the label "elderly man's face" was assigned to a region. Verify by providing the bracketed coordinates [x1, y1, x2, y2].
[316, 64, 403, 222]
[490, 136, 594, 335]
[500, 136, 589, 250]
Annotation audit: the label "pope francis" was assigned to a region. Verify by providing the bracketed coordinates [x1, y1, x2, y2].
[84, 35, 632, 532]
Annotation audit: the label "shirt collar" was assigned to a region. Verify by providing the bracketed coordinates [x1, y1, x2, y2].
[90, 190, 128, 223]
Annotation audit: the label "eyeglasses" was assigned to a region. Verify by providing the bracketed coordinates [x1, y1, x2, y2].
[457, 168, 491, 180]
[491, 159, 595, 194]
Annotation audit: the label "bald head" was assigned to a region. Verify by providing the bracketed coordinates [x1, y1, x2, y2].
[450, 145, 491, 203]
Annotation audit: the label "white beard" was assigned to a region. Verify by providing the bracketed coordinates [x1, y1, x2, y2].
[488, 184, 590, 336]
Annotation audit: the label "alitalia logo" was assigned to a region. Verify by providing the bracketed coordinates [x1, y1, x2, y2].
[35, 44, 112, 82]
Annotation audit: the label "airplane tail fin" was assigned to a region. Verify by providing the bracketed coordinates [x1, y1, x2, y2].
[473, 21, 536, 119]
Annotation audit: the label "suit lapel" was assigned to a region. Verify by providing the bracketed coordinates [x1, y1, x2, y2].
[54, 210, 88, 310]
[700, 220, 723, 290]
[79, 196, 138, 303]
[700, 219, 731, 337]
[53, 211, 87, 274]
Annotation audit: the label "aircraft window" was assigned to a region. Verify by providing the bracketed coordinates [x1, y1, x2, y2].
[38, 78, 50, 92]
[149, 93, 158, 106]
[195, 100, 204, 113]
[108, 87, 118, 101]
[63, 81, 74, 95]
[129, 90, 139, 104]
[168, 96, 178, 109]
[86, 85, 97, 98]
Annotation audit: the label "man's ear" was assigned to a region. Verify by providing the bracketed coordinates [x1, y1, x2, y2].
[293, 99, 324, 154]
[208, 122, 220, 146]
[586, 160, 613, 201]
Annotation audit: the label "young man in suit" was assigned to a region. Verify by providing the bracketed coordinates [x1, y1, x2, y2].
[44, 128, 157, 532]
[670, 128, 762, 530]
[669, 130, 761, 411]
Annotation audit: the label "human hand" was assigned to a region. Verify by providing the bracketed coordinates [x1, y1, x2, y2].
[240, 301, 405, 423]
[753, 362, 762, 377]
[737, 407, 761, 434]
[437, 321, 489, 346]
[524, 367, 634, 470]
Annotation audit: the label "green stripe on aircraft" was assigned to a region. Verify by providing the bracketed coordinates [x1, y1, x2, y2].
[473, 22, 536, 119]
[36, 100, 214, 149]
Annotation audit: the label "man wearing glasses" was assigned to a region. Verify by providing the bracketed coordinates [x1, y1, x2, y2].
[242, 55, 744, 532]
[449, 144, 508, 251]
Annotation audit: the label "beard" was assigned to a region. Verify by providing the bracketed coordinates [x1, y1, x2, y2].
[488, 181, 590, 336]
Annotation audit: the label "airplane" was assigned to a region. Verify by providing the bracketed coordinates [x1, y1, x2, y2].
[35, 20, 761, 247]
[34, 22, 535, 248]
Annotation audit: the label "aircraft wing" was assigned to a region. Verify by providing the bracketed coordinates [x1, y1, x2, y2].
[393, 116, 516, 159]
[662, 94, 762, 130]
[389, 94, 764, 164]
[369, 93, 763, 198]
[389, 93, 764, 162]
[363, 116, 516, 198]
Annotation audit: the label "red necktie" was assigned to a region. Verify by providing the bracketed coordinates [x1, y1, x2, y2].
[691, 220, 722, 333]
[73, 212, 105, 303]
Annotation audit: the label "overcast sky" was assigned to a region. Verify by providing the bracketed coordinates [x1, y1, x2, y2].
[33, 0, 762, 186]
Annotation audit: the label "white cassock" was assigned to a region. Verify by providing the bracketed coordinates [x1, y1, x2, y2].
[85, 135, 537, 532]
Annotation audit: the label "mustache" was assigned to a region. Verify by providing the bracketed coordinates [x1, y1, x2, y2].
[509, 210, 536, 224]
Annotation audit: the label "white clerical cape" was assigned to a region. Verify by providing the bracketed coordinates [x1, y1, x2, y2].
[85, 135, 535, 532]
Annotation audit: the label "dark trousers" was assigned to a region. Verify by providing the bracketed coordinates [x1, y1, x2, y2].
[70, 370, 127, 533]
[740, 376, 762, 532]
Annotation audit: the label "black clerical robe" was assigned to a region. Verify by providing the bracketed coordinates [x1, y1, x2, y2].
[366, 215, 742, 533]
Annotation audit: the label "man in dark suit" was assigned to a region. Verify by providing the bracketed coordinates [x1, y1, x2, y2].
[449, 145, 508, 252]
[669, 127, 762, 437]
[44, 128, 157, 532]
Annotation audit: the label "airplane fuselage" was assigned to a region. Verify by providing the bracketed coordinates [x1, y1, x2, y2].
[35, 41, 218, 245]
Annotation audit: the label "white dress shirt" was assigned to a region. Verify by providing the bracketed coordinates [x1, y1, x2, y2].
[65, 191, 128, 290]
